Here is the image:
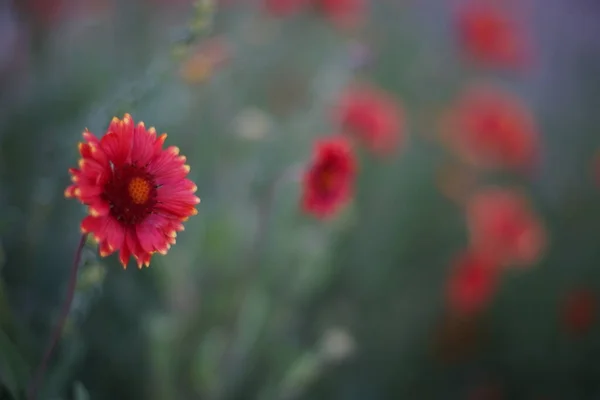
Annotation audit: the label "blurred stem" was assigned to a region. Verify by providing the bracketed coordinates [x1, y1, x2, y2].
[27, 233, 88, 400]
[246, 166, 297, 280]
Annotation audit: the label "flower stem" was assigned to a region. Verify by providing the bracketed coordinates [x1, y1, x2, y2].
[27, 233, 88, 400]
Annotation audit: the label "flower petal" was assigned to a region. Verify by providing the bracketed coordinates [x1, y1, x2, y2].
[136, 214, 171, 255]
[132, 121, 156, 166]
[119, 241, 131, 269]
[100, 132, 129, 167]
[126, 229, 150, 269]
[104, 218, 125, 253]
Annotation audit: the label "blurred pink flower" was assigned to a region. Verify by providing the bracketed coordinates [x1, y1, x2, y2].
[264, 0, 366, 29]
[466, 187, 546, 268]
[457, 1, 533, 71]
[335, 82, 405, 157]
[316, 0, 366, 29]
[302, 136, 357, 219]
[447, 251, 499, 316]
[441, 84, 539, 173]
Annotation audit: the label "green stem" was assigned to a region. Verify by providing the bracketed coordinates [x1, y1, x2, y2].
[27, 233, 88, 400]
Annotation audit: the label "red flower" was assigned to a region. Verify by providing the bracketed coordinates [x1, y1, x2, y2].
[447, 251, 499, 316]
[263, 0, 365, 28]
[65, 114, 200, 269]
[335, 83, 404, 156]
[466, 187, 545, 268]
[20, 0, 111, 27]
[441, 84, 538, 172]
[315, 0, 365, 29]
[302, 136, 356, 218]
[563, 289, 596, 336]
[457, 2, 532, 70]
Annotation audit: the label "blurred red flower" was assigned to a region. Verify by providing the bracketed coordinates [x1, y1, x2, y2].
[302, 136, 357, 218]
[447, 251, 499, 316]
[335, 83, 405, 157]
[264, 0, 365, 29]
[466, 187, 545, 268]
[20, 0, 112, 27]
[563, 289, 596, 336]
[65, 114, 200, 268]
[20, 0, 65, 26]
[180, 36, 233, 84]
[316, 0, 365, 29]
[441, 84, 539, 172]
[457, 1, 532, 70]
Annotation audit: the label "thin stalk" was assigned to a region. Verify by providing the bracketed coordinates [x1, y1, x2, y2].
[27, 233, 88, 400]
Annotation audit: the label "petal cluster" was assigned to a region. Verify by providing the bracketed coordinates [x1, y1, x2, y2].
[335, 83, 405, 157]
[466, 187, 545, 268]
[447, 251, 499, 316]
[457, 2, 532, 70]
[65, 114, 200, 268]
[302, 136, 356, 219]
[264, 0, 365, 28]
[442, 85, 539, 172]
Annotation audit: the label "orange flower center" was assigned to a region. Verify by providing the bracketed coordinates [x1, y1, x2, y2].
[103, 163, 157, 225]
[128, 176, 152, 205]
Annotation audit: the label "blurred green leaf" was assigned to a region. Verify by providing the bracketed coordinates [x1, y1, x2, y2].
[278, 352, 323, 400]
[73, 381, 90, 400]
[191, 328, 228, 397]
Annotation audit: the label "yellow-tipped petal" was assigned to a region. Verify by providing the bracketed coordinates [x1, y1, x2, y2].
[99, 248, 111, 257]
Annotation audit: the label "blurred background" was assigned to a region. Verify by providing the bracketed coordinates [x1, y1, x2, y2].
[1, 0, 600, 399]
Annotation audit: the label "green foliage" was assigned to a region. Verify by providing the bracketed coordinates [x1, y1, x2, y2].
[1, 1, 600, 399]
